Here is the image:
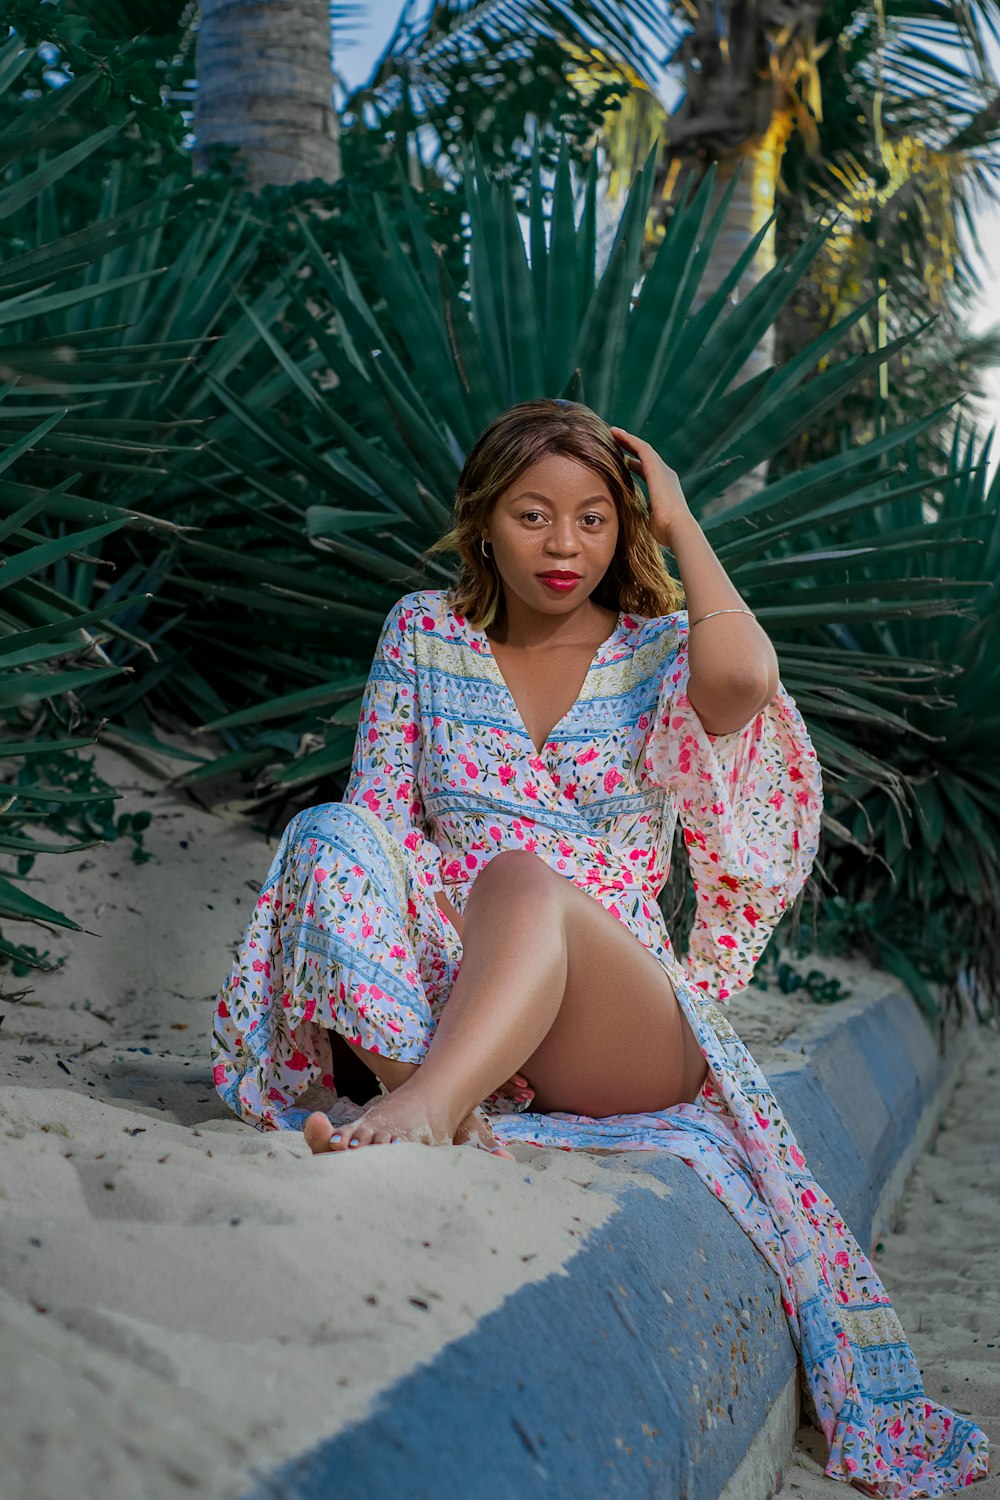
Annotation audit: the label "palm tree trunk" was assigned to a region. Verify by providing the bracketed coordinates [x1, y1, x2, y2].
[685, 114, 791, 516]
[195, 0, 341, 190]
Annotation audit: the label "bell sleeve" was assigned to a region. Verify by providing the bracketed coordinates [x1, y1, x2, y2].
[342, 595, 447, 905]
[644, 611, 824, 1003]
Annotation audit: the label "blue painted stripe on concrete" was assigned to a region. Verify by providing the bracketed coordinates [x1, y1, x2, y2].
[244, 1163, 795, 1500]
[242, 989, 963, 1500]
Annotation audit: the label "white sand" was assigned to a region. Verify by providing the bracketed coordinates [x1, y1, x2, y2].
[0, 742, 993, 1498]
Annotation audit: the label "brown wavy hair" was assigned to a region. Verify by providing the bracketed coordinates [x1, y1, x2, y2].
[422, 398, 685, 629]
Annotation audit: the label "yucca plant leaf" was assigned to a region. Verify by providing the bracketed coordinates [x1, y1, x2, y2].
[0, 874, 83, 929]
[198, 677, 368, 733]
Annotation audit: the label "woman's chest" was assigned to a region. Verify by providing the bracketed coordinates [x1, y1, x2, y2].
[416, 650, 662, 811]
[487, 640, 601, 758]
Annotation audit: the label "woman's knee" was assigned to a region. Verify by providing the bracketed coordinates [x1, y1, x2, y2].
[466, 849, 565, 911]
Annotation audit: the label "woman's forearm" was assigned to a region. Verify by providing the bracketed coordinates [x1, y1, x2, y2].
[667, 512, 779, 734]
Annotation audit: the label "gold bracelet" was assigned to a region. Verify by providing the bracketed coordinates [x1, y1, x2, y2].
[689, 608, 757, 629]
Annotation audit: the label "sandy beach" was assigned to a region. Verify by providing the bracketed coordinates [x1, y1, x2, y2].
[1, 742, 995, 1498]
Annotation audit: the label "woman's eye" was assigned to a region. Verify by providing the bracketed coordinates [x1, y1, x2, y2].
[582, 514, 604, 527]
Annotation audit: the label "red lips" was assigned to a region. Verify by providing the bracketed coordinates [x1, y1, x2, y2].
[537, 571, 581, 579]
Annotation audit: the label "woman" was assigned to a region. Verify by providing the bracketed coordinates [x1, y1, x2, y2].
[212, 400, 988, 1496]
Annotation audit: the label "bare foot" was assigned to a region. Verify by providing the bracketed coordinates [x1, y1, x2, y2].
[304, 1093, 514, 1158]
[453, 1108, 516, 1159]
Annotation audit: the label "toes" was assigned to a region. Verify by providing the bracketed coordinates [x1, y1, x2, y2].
[303, 1112, 335, 1154]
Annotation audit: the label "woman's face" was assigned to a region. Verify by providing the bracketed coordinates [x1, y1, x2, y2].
[484, 452, 620, 616]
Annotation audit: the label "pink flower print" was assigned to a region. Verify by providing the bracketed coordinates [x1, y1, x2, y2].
[525, 838, 538, 852]
[801, 1188, 818, 1210]
[304, 902, 315, 918]
[558, 841, 574, 858]
[314, 868, 328, 884]
[252, 958, 270, 976]
[498, 764, 515, 786]
[213, 1063, 228, 1086]
[367, 726, 379, 742]
[303, 999, 317, 1024]
[422, 615, 435, 630]
[523, 782, 539, 800]
[717, 934, 737, 950]
[403, 722, 420, 743]
[844, 1459, 859, 1474]
[287, 1050, 311, 1072]
[268, 1087, 286, 1104]
[386, 1020, 403, 1035]
[576, 746, 598, 765]
[888, 1419, 905, 1440]
[743, 905, 759, 927]
[465, 854, 477, 869]
[356, 1001, 369, 1019]
[390, 944, 407, 960]
[754, 1111, 770, 1129]
[361, 918, 374, 939]
[489, 826, 503, 840]
[465, 760, 480, 778]
[217, 999, 230, 1018]
[603, 767, 623, 794]
[718, 874, 740, 892]
[256, 892, 272, 909]
[528, 755, 546, 773]
[835, 1250, 850, 1268]
[563, 781, 578, 800]
[281, 992, 292, 1009]
[308, 839, 319, 855]
[789, 1145, 806, 1167]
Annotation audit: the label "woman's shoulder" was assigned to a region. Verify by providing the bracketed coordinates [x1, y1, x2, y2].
[382, 589, 454, 633]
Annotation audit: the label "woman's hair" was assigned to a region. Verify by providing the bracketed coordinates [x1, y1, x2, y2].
[423, 398, 685, 629]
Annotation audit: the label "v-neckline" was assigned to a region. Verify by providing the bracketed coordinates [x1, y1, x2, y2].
[468, 608, 625, 758]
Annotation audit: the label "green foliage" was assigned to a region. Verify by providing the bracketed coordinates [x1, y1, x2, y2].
[749, 945, 854, 1005]
[173, 144, 975, 815]
[0, 0, 189, 153]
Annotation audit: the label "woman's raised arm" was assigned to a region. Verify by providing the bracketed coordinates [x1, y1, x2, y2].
[610, 425, 778, 734]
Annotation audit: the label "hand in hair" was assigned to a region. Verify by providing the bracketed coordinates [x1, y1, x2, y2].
[610, 426, 693, 548]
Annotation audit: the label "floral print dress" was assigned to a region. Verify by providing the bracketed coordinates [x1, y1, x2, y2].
[212, 588, 989, 1498]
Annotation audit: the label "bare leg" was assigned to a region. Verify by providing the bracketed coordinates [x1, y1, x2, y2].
[303, 1038, 514, 1156]
[318, 850, 708, 1152]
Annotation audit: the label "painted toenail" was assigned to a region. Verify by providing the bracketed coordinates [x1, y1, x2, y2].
[348, 1139, 359, 1148]
[331, 1133, 341, 1142]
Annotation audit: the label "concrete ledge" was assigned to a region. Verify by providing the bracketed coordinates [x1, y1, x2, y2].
[242, 989, 976, 1500]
